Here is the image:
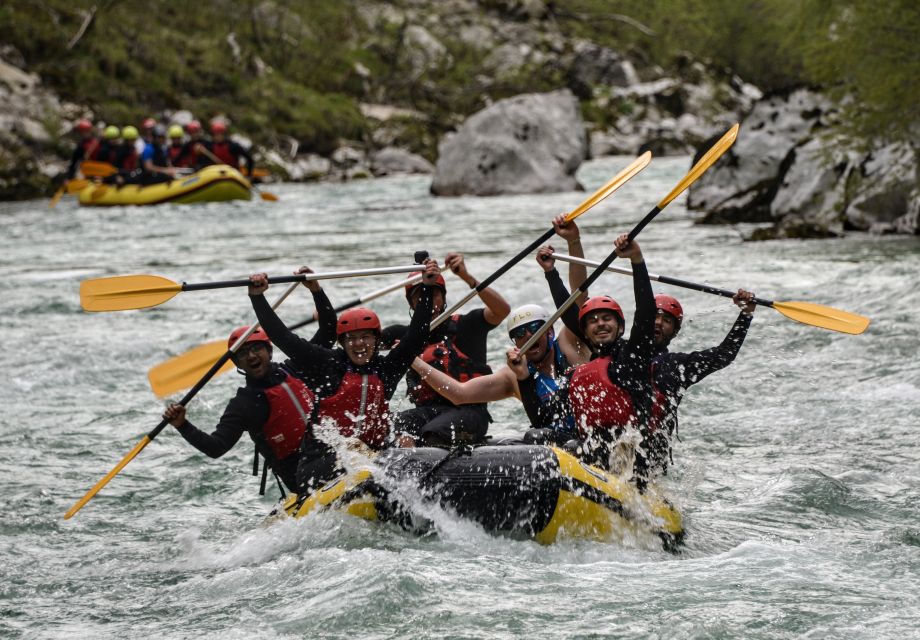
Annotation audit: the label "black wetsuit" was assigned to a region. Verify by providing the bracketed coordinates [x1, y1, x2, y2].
[252, 285, 434, 491]
[173, 289, 336, 493]
[526, 263, 656, 478]
[647, 311, 753, 472]
[388, 308, 497, 446]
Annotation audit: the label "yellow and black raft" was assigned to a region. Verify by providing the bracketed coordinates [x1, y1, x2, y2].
[78, 164, 251, 206]
[272, 445, 684, 551]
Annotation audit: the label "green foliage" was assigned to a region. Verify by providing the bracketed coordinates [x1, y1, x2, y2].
[805, 0, 920, 144]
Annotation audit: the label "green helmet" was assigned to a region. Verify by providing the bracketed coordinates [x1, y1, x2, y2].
[167, 124, 184, 139]
[103, 125, 120, 140]
[122, 125, 139, 141]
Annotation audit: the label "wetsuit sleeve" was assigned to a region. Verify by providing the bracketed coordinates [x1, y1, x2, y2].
[250, 293, 337, 379]
[308, 288, 337, 349]
[175, 388, 266, 458]
[381, 286, 433, 395]
[379, 324, 408, 350]
[668, 312, 753, 388]
[67, 144, 87, 179]
[608, 260, 656, 408]
[545, 268, 584, 342]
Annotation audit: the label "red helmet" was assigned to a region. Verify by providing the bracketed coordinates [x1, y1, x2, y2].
[654, 294, 683, 325]
[227, 326, 271, 349]
[578, 295, 625, 328]
[74, 119, 92, 132]
[336, 307, 381, 336]
[404, 271, 446, 301]
[185, 120, 202, 134]
[210, 120, 227, 134]
[142, 118, 157, 130]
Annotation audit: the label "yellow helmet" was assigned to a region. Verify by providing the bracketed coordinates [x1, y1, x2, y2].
[167, 124, 184, 139]
[103, 125, 121, 140]
[122, 125, 139, 141]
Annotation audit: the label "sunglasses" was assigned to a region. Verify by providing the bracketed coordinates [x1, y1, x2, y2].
[509, 320, 546, 341]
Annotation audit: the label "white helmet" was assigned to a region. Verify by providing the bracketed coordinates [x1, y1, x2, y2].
[506, 304, 551, 336]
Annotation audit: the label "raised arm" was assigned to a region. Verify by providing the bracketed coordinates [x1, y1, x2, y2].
[294, 266, 337, 348]
[248, 273, 338, 376]
[382, 259, 440, 393]
[552, 214, 588, 306]
[445, 252, 510, 326]
[538, 245, 585, 342]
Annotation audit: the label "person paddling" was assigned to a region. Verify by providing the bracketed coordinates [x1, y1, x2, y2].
[162, 272, 337, 494]
[248, 258, 441, 494]
[646, 291, 756, 473]
[202, 120, 253, 172]
[388, 253, 510, 447]
[410, 304, 578, 445]
[522, 234, 658, 483]
[66, 119, 99, 180]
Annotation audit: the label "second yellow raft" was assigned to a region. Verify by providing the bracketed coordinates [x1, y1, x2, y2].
[78, 164, 252, 206]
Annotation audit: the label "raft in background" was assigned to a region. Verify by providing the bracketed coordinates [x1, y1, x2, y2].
[78, 165, 252, 206]
[273, 445, 684, 551]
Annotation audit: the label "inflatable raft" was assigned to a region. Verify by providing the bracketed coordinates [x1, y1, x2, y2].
[271, 445, 684, 550]
[78, 165, 251, 206]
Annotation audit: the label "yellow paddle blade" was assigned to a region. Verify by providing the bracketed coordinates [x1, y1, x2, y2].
[148, 340, 234, 398]
[259, 190, 279, 202]
[658, 123, 739, 208]
[80, 160, 118, 178]
[772, 301, 870, 335]
[49, 184, 67, 208]
[80, 275, 182, 312]
[90, 185, 109, 201]
[64, 435, 152, 519]
[564, 151, 652, 222]
[67, 179, 89, 193]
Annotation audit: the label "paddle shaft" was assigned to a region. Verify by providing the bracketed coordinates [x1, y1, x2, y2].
[517, 207, 662, 354]
[432, 228, 553, 329]
[181, 265, 424, 293]
[64, 283, 300, 519]
[430, 153, 653, 330]
[552, 253, 776, 308]
[516, 124, 739, 354]
[288, 269, 439, 331]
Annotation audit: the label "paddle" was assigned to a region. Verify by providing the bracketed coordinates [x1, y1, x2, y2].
[63, 283, 302, 520]
[552, 253, 870, 335]
[49, 182, 68, 208]
[429, 151, 652, 330]
[80, 264, 426, 312]
[197, 145, 278, 201]
[80, 160, 118, 178]
[516, 124, 740, 354]
[148, 269, 442, 397]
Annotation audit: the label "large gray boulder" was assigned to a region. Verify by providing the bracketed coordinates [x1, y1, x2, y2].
[687, 89, 832, 222]
[431, 89, 587, 196]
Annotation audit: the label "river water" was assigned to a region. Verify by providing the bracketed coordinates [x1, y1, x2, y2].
[1, 156, 918, 639]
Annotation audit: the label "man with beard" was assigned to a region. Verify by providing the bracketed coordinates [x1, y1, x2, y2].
[526, 234, 658, 482]
[645, 291, 756, 473]
[387, 253, 510, 447]
[162, 272, 337, 495]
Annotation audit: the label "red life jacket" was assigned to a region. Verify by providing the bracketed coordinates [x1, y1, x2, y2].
[407, 316, 492, 406]
[210, 141, 238, 167]
[568, 356, 639, 437]
[569, 357, 667, 438]
[119, 147, 138, 172]
[167, 144, 184, 165]
[261, 373, 317, 460]
[316, 370, 389, 448]
[80, 137, 99, 160]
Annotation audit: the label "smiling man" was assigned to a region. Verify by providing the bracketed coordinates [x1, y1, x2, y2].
[248, 258, 442, 493]
[163, 273, 337, 495]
